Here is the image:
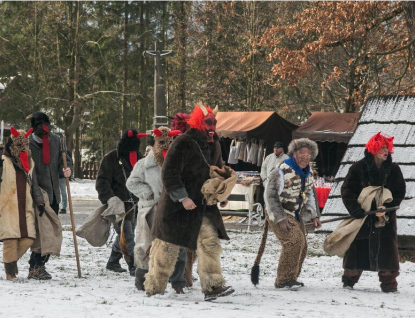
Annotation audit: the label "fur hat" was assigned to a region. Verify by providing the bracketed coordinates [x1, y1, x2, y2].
[30, 111, 50, 128]
[287, 138, 318, 160]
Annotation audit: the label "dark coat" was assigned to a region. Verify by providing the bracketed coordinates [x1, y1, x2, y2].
[341, 151, 406, 271]
[152, 129, 230, 250]
[95, 149, 140, 222]
[29, 133, 71, 205]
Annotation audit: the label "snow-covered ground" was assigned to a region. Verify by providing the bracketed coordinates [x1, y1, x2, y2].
[1, 180, 415, 318]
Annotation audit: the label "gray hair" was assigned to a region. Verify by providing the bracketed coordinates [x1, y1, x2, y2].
[287, 138, 318, 160]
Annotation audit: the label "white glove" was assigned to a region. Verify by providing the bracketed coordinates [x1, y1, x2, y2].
[101, 196, 125, 218]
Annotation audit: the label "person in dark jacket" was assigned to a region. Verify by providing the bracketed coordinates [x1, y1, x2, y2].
[341, 132, 406, 293]
[95, 129, 144, 276]
[28, 111, 72, 280]
[144, 105, 234, 301]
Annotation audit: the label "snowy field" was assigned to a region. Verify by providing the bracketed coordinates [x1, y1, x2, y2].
[1, 180, 415, 318]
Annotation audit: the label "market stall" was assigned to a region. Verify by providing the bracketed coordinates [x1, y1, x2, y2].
[293, 112, 358, 178]
[216, 111, 298, 169]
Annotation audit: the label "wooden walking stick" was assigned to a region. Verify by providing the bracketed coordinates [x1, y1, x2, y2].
[60, 136, 82, 278]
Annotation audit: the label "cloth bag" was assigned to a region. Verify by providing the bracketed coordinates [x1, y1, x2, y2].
[238, 140, 247, 161]
[77, 204, 111, 247]
[31, 188, 63, 256]
[323, 186, 392, 257]
[201, 165, 237, 205]
[134, 205, 156, 269]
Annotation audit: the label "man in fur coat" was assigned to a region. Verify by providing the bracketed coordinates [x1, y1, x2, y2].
[28, 111, 71, 280]
[144, 105, 234, 301]
[341, 132, 405, 293]
[0, 127, 44, 280]
[265, 138, 321, 289]
[126, 127, 186, 293]
[96, 129, 143, 276]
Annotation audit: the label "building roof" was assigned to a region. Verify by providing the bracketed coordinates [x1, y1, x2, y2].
[322, 95, 415, 236]
[292, 112, 359, 143]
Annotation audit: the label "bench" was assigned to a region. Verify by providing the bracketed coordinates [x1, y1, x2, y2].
[219, 193, 264, 231]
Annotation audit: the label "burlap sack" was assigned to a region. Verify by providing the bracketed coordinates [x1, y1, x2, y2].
[201, 165, 237, 206]
[77, 204, 111, 247]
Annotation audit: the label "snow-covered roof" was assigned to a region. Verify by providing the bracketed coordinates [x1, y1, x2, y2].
[322, 95, 415, 236]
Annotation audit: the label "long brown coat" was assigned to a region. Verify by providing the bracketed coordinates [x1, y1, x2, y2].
[152, 129, 229, 250]
[341, 151, 406, 271]
[0, 156, 43, 241]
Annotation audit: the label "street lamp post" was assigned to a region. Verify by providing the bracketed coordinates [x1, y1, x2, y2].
[144, 40, 173, 129]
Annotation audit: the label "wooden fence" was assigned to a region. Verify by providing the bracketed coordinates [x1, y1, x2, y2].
[82, 161, 99, 180]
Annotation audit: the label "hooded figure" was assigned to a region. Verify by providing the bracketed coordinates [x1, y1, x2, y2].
[340, 132, 405, 293]
[0, 127, 44, 280]
[126, 127, 187, 293]
[27, 111, 71, 280]
[95, 129, 144, 276]
[144, 105, 235, 301]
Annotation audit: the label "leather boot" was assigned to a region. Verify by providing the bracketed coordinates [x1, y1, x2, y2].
[5, 262, 18, 280]
[106, 250, 127, 273]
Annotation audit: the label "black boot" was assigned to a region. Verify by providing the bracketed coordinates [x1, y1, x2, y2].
[135, 268, 148, 291]
[127, 255, 136, 277]
[106, 250, 127, 273]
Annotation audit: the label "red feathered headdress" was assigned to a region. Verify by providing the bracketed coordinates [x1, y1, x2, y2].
[365, 132, 394, 155]
[188, 105, 214, 131]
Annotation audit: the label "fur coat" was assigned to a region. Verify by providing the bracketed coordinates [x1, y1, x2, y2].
[0, 156, 43, 241]
[95, 149, 139, 222]
[341, 151, 406, 271]
[151, 129, 230, 250]
[126, 150, 162, 209]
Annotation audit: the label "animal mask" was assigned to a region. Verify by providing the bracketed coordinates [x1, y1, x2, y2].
[188, 105, 218, 143]
[6, 127, 33, 172]
[117, 129, 147, 167]
[152, 127, 181, 167]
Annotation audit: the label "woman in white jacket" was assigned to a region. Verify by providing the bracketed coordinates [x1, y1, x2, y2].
[126, 127, 187, 293]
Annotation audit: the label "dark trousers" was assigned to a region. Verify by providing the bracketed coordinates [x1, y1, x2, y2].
[342, 269, 399, 291]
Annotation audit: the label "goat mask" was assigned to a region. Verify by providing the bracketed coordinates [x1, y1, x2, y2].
[6, 127, 33, 172]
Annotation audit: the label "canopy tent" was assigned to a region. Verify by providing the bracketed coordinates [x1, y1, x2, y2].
[216, 111, 298, 157]
[322, 95, 415, 254]
[292, 112, 358, 143]
[293, 112, 359, 177]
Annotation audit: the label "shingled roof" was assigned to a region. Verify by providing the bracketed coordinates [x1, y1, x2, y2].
[322, 95, 415, 237]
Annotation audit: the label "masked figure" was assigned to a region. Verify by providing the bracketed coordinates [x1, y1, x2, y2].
[126, 127, 187, 293]
[0, 127, 44, 280]
[144, 105, 235, 301]
[96, 129, 144, 276]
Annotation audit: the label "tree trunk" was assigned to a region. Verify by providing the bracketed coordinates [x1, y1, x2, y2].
[122, 1, 129, 131]
[403, 2, 415, 66]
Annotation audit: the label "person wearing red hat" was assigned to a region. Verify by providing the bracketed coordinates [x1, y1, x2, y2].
[341, 132, 406, 293]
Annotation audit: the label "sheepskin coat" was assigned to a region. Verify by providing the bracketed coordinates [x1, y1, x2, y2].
[96, 149, 140, 223]
[126, 150, 162, 209]
[341, 151, 406, 271]
[265, 161, 317, 224]
[0, 156, 43, 241]
[151, 129, 230, 250]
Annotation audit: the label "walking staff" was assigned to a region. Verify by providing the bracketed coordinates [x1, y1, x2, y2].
[60, 136, 82, 278]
